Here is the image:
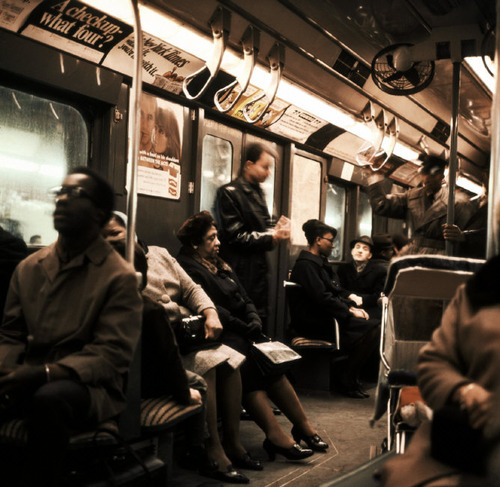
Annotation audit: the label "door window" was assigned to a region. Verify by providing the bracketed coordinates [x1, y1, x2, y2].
[325, 181, 346, 261]
[200, 134, 233, 213]
[290, 155, 322, 246]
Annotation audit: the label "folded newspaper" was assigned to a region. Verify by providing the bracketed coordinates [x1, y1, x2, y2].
[253, 341, 301, 364]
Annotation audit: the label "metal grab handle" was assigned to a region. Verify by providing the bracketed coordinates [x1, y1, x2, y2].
[356, 102, 386, 167]
[214, 25, 259, 113]
[372, 117, 399, 172]
[371, 109, 387, 160]
[183, 7, 230, 100]
[379, 295, 390, 372]
[242, 42, 285, 124]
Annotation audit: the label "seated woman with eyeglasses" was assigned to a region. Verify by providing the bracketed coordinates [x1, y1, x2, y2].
[176, 212, 327, 461]
[289, 219, 380, 399]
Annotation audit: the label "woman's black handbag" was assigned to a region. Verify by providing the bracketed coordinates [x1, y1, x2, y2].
[175, 315, 206, 347]
[250, 337, 302, 376]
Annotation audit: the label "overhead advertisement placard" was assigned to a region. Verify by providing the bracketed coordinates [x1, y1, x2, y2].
[103, 32, 204, 94]
[220, 85, 328, 142]
[267, 106, 328, 143]
[19, 0, 132, 63]
[137, 92, 183, 200]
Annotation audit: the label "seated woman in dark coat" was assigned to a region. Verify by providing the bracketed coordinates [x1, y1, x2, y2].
[176, 212, 326, 462]
[289, 220, 380, 398]
[337, 235, 387, 320]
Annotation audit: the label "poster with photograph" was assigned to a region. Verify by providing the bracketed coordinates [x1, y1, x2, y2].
[138, 93, 183, 200]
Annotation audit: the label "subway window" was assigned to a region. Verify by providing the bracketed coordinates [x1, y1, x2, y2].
[0, 86, 88, 246]
[357, 189, 373, 237]
[260, 153, 275, 218]
[325, 181, 346, 261]
[200, 135, 233, 213]
[289, 155, 321, 246]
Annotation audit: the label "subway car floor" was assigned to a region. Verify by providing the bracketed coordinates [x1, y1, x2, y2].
[169, 382, 387, 487]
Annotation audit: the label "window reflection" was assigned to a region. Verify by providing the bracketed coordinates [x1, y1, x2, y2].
[200, 135, 233, 213]
[357, 190, 372, 237]
[325, 181, 346, 261]
[260, 158, 275, 218]
[0, 86, 87, 245]
[290, 155, 321, 246]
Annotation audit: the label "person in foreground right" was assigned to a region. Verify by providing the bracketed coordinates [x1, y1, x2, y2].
[380, 209, 500, 486]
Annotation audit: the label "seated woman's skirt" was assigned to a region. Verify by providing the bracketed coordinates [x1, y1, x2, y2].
[182, 343, 245, 376]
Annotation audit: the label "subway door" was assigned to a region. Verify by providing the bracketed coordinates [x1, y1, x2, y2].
[133, 94, 195, 252]
[195, 115, 242, 214]
[283, 148, 328, 337]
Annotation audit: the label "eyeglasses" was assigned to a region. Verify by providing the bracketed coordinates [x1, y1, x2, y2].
[320, 236, 335, 244]
[49, 185, 92, 201]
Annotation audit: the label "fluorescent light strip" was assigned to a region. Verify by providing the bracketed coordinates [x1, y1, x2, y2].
[464, 57, 495, 93]
[456, 175, 484, 195]
[82, 1, 420, 161]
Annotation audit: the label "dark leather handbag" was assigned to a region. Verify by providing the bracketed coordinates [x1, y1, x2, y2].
[250, 335, 302, 376]
[175, 315, 206, 347]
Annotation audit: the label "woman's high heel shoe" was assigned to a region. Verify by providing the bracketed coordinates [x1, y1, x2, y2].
[262, 438, 313, 461]
[291, 426, 329, 452]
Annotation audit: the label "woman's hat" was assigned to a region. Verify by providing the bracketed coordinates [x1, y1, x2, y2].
[350, 235, 374, 250]
[372, 233, 394, 251]
[177, 211, 214, 246]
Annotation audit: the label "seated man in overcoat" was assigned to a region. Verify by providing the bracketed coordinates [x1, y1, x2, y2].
[0, 167, 142, 486]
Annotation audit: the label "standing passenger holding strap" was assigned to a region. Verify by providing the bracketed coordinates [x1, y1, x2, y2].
[366, 154, 474, 255]
[214, 143, 290, 328]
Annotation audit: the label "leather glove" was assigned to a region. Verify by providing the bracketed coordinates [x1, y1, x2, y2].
[246, 319, 263, 339]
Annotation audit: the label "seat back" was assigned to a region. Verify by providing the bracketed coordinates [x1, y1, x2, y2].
[284, 280, 340, 349]
[381, 255, 485, 374]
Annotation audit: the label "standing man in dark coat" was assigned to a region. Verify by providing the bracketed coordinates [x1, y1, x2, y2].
[214, 143, 290, 327]
[337, 236, 386, 320]
[366, 155, 474, 255]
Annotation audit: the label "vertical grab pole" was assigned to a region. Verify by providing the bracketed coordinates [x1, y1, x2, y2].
[487, 0, 500, 258]
[445, 61, 460, 256]
[125, 0, 143, 266]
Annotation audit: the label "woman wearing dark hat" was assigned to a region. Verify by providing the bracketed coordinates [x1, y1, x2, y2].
[337, 235, 387, 320]
[371, 233, 397, 268]
[176, 211, 326, 461]
[289, 220, 380, 398]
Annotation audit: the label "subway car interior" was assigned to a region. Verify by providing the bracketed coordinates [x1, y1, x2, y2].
[0, 0, 499, 486]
